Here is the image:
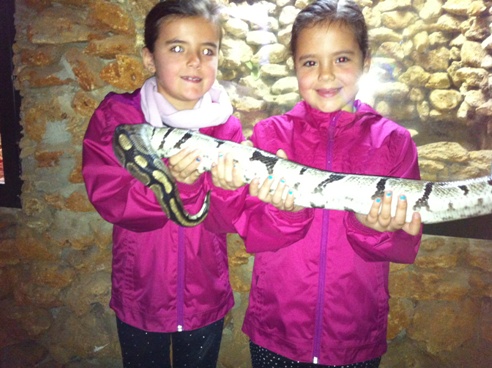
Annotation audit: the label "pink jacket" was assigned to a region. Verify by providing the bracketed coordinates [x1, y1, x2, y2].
[239, 100, 422, 365]
[82, 90, 245, 333]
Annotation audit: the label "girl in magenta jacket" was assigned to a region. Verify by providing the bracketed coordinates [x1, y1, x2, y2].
[83, 1, 247, 367]
[235, 0, 423, 367]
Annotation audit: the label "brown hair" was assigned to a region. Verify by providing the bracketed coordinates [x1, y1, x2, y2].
[291, 0, 369, 61]
[144, 0, 223, 53]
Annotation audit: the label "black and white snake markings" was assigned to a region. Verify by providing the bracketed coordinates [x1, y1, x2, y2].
[113, 123, 492, 227]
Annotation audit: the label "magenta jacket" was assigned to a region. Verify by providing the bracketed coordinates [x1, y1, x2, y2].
[239, 100, 422, 365]
[82, 90, 245, 333]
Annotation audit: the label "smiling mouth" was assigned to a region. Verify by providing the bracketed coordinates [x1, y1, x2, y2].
[182, 76, 202, 83]
[316, 88, 341, 98]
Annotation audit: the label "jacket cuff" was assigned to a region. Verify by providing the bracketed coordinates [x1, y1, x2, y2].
[276, 207, 314, 222]
[345, 211, 382, 236]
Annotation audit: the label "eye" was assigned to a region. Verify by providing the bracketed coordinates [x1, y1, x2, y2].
[202, 48, 215, 56]
[302, 60, 316, 67]
[170, 45, 184, 53]
[336, 56, 349, 63]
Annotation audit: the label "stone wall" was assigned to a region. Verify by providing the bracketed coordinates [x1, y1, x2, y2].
[220, 0, 492, 150]
[0, 0, 491, 367]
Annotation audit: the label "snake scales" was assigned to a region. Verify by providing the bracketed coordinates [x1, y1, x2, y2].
[113, 123, 492, 227]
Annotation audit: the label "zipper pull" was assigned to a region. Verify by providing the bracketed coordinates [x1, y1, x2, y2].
[177, 325, 183, 332]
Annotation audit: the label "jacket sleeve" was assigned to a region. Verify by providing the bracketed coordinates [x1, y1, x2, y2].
[231, 119, 315, 253]
[234, 199, 314, 253]
[203, 183, 248, 234]
[345, 128, 422, 264]
[201, 118, 250, 234]
[82, 96, 207, 232]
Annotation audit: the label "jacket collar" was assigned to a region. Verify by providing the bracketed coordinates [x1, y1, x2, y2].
[286, 100, 381, 130]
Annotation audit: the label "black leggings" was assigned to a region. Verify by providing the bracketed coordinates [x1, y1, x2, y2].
[250, 341, 381, 368]
[117, 317, 224, 368]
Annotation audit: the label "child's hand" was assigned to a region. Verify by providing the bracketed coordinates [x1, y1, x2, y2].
[168, 148, 202, 184]
[250, 149, 304, 212]
[210, 151, 247, 190]
[355, 191, 421, 235]
[210, 140, 254, 190]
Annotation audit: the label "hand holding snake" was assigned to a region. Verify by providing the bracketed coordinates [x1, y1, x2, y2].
[210, 152, 247, 190]
[168, 148, 202, 185]
[356, 192, 422, 235]
[212, 145, 300, 212]
[248, 149, 301, 212]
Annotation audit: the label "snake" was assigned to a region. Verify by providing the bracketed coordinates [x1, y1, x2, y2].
[113, 123, 492, 227]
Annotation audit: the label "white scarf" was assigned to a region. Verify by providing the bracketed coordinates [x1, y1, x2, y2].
[140, 76, 233, 129]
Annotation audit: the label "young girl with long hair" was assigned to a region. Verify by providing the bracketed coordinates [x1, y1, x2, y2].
[83, 1, 244, 366]
[235, 1, 422, 366]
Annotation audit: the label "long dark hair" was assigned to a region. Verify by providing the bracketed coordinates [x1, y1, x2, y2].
[291, 0, 369, 61]
[144, 0, 223, 53]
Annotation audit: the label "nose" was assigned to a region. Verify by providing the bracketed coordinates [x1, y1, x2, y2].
[187, 52, 201, 68]
[319, 64, 335, 81]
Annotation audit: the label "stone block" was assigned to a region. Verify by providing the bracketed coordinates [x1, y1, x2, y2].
[100, 55, 146, 91]
[407, 299, 479, 354]
[86, 35, 137, 59]
[89, 2, 135, 35]
[65, 48, 106, 91]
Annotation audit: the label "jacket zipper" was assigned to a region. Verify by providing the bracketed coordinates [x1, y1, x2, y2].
[177, 226, 185, 332]
[313, 112, 340, 364]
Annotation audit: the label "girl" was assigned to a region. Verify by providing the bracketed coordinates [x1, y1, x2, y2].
[235, 0, 422, 367]
[83, 1, 245, 367]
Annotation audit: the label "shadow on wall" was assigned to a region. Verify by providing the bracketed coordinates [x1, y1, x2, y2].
[424, 213, 492, 239]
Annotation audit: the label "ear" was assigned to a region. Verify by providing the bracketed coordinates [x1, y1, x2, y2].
[142, 47, 156, 74]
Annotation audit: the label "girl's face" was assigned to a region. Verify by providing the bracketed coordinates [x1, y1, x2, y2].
[294, 22, 370, 113]
[143, 16, 220, 110]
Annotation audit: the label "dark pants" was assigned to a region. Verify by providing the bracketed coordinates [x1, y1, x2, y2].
[250, 341, 381, 368]
[117, 317, 224, 368]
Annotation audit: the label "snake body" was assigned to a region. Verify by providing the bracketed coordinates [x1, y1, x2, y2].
[113, 123, 492, 227]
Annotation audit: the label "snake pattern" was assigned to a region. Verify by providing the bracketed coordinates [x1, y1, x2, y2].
[113, 123, 492, 227]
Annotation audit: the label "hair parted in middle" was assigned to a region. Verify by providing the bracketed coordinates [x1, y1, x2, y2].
[290, 0, 369, 61]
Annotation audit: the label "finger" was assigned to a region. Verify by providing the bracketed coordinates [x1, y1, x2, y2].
[214, 153, 225, 181]
[366, 196, 383, 223]
[377, 191, 393, 227]
[216, 153, 243, 190]
[257, 176, 275, 202]
[168, 148, 194, 166]
[404, 212, 422, 236]
[211, 153, 229, 188]
[210, 159, 218, 175]
[170, 149, 200, 174]
[283, 189, 296, 211]
[168, 148, 189, 166]
[249, 178, 260, 196]
[241, 140, 254, 147]
[276, 149, 288, 159]
[390, 194, 408, 229]
[270, 179, 288, 207]
[210, 161, 221, 186]
[181, 155, 202, 178]
[171, 165, 200, 184]
[231, 161, 246, 188]
[222, 153, 235, 184]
